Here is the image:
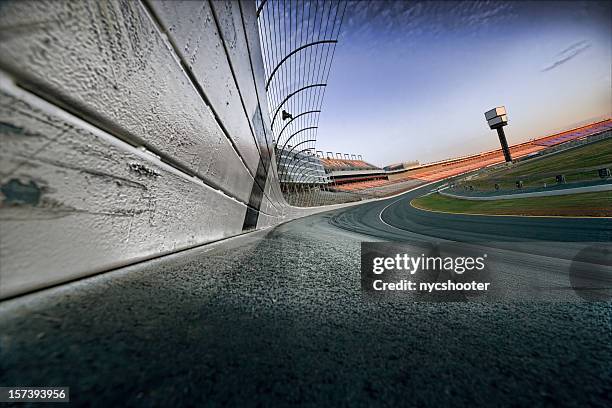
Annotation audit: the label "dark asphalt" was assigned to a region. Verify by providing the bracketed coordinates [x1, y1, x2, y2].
[1, 182, 611, 407]
[331, 180, 612, 243]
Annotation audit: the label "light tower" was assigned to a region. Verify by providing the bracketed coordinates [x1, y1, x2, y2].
[485, 106, 512, 162]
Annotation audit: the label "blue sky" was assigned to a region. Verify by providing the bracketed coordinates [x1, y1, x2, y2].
[315, 1, 611, 166]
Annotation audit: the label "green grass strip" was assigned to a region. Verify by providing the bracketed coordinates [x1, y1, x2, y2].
[412, 191, 612, 217]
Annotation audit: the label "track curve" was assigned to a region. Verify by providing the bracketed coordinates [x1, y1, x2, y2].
[329, 180, 612, 243]
[1, 180, 610, 407]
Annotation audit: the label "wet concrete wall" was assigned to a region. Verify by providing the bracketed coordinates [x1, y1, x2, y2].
[0, 0, 329, 298]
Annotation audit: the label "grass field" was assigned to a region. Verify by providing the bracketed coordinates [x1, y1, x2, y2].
[458, 137, 612, 191]
[412, 191, 612, 217]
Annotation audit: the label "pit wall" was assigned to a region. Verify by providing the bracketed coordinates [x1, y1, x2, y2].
[0, 0, 335, 299]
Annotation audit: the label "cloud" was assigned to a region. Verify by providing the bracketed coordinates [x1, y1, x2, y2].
[556, 40, 588, 56]
[336, 0, 519, 57]
[541, 40, 591, 72]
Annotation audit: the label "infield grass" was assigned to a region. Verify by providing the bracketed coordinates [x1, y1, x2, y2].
[411, 191, 612, 217]
[461, 137, 612, 190]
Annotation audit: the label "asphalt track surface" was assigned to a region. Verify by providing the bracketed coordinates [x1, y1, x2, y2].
[331, 180, 611, 243]
[1, 182, 610, 407]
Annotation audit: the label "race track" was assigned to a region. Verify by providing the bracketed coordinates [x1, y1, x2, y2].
[0, 182, 610, 407]
[330, 180, 611, 243]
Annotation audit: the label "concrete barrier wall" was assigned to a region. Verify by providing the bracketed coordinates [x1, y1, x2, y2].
[0, 0, 331, 299]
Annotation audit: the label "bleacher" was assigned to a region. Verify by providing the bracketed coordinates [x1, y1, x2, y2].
[387, 120, 611, 183]
[533, 120, 612, 147]
[320, 157, 391, 192]
[321, 119, 611, 194]
[333, 179, 391, 191]
[396, 143, 545, 182]
[320, 158, 380, 171]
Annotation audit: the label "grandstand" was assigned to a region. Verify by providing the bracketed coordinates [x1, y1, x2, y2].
[277, 146, 329, 185]
[320, 157, 389, 192]
[397, 119, 611, 183]
[323, 119, 611, 194]
[384, 161, 420, 172]
[532, 120, 612, 147]
[392, 142, 545, 182]
[320, 158, 381, 174]
[332, 179, 390, 192]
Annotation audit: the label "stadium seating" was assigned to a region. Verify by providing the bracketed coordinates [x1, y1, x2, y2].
[320, 158, 380, 171]
[332, 179, 392, 191]
[533, 120, 612, 147]
[322, 119, 611, 192]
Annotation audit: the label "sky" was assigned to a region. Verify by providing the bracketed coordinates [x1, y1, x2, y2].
[314, 0, 612, 167]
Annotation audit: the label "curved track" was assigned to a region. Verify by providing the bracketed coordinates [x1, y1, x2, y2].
[1, 181, 610, 407]
[329, 180, 611, 243]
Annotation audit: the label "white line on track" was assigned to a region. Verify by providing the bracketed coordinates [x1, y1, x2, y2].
[378, 180, 440, 232]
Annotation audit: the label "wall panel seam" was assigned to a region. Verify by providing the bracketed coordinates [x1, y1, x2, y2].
[140, 0, 279, 213]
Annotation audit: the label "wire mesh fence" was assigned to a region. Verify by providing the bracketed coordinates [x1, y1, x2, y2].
[256, 0, 349, 206]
